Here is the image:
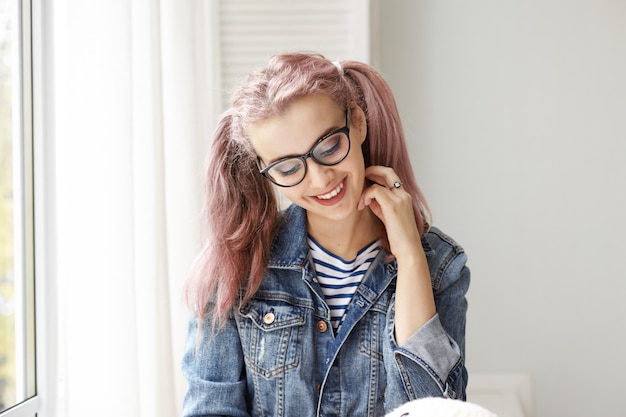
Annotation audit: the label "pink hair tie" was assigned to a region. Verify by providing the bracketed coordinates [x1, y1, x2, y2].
[331, 61, 343, 74]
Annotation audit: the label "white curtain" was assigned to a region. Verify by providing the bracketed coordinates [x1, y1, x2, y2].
[41, 1, 369, 415]
[47, 1, 215, 415]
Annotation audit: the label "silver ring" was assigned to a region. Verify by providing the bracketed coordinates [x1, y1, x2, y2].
[393, 181, 402, 189]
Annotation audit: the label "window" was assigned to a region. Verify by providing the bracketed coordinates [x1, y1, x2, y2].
[0, 0, 38, 416]
[218, 0, 371, 108]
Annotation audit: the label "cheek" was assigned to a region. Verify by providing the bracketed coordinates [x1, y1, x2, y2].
[347, 150, 367, 188]
[278, 189, 298, 204]
[275, 184, 308, 206]
[351, 167, 366, 190]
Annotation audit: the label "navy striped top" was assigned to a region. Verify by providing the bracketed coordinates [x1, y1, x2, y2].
[308, 235, 381, 331]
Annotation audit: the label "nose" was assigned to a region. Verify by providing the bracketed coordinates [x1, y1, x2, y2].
[305, 159, 333, 189]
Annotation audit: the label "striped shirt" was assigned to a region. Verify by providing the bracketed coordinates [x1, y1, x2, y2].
[308, 236, 381, 331]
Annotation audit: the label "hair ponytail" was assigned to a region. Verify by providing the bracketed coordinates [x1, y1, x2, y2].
[184, 110, 277, 326]
[343, 62, 431, 236]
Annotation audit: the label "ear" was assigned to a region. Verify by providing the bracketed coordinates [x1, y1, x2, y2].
[348, 103, 367, 145]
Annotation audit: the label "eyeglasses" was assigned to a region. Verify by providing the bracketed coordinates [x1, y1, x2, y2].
[258, 111, 351, 187]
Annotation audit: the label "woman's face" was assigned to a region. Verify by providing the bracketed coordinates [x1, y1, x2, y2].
[249, 94, 367, 223]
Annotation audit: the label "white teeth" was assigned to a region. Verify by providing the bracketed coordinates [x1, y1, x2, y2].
[316, 182, 344, 200]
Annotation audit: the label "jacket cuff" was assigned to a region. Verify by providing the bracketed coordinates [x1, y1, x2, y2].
[397, 313, 462, 383]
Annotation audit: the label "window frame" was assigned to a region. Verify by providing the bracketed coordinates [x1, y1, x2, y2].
[0, 0, 40, 415]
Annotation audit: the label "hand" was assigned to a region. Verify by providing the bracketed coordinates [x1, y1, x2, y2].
[357, 165, 422, 260]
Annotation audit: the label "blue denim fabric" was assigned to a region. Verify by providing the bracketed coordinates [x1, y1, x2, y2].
[182, 204, 469, 417]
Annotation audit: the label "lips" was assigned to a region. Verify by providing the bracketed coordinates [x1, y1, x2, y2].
[316, 181, 344, 200]
[312, 178, 347, 206]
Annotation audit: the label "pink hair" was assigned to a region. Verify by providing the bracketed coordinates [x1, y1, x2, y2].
[184, 53, 430, 326]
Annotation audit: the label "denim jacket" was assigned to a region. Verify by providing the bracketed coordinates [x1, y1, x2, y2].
[182, 204, 469, 417]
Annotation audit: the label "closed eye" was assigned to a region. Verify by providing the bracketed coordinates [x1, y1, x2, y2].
[273, 160, 303, 177]
[317, 135, 342, 157]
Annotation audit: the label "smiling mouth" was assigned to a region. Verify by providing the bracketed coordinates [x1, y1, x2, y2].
[315, 181, 344, 200]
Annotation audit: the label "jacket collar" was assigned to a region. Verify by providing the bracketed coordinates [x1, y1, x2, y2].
[268, 204, 311, 268]
[267, 205, 399, 291]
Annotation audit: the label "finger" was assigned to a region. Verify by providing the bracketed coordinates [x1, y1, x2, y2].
[359, 188, 390, 222]
[358, 182, 387, 211]
[359, 182, 403, 219]
[364, 166, 403, 189]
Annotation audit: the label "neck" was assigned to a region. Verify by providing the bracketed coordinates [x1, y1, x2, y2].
[306, 208, 381, 260]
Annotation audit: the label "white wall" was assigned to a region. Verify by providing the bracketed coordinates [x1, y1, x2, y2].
[377, 1, 626, 417]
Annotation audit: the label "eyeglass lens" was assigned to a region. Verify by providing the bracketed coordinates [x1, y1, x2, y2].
[265, 131, 350, 187]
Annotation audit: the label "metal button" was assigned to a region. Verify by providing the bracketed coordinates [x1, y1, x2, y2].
[263, 312, 275, 324]
[317, 320, 328, 332]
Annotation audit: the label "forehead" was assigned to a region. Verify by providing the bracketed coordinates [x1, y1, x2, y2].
[248, 94, 343, 162]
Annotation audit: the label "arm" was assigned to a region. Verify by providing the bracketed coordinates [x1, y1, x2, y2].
[359, 166, 469, 404]
[181, 313, 250, 417]
[393, 245, 436, 345]
[387, 251, 469, 401]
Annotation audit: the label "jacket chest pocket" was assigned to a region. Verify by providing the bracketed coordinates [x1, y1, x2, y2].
[237, 299, 306, 379]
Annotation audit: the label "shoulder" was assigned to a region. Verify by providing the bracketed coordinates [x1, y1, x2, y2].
[422, 226, 465, 256]
[273, 204, 307, 241]
[422, 226, 468, 291]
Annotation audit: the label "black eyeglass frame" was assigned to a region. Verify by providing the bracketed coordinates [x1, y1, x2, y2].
[257, 111, 351, 187]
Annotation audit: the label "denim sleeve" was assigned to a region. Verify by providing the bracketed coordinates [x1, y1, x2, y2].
[383, 250, 470, 406]
[181, 314, 250, 417]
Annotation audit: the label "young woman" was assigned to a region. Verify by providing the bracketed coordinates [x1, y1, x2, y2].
[181, 52, 470, 417]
